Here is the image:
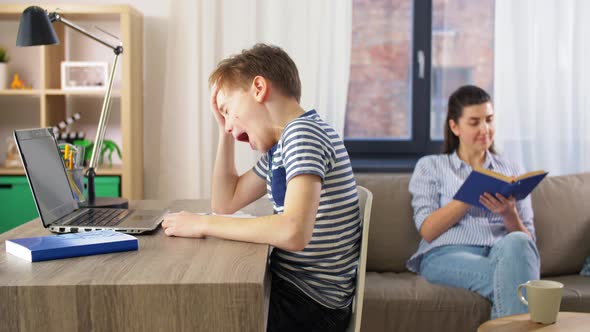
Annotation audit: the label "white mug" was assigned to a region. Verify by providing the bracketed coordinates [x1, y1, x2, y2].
[517, 280, 563, 324]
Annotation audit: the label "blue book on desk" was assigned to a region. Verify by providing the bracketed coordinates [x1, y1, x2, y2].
[454, 167, 548, 211]
[5, 230, 138, 262]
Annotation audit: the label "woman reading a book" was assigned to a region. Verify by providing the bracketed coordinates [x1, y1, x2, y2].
[406, 85, 540, 319]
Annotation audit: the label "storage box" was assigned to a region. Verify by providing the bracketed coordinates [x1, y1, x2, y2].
[0, 176, 38, 233]
[84, 176, 121, 197]
[0, 175, 121, 233]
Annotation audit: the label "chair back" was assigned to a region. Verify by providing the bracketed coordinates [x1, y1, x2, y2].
[347, 186, 373, 332]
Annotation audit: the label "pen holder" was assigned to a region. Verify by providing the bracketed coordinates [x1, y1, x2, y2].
[66, 167, 86, 203]
[75, 145, 85, 167]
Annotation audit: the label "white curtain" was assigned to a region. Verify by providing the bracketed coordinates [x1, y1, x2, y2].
[494, 0, 590, 175]
[154, 0, 352, 199]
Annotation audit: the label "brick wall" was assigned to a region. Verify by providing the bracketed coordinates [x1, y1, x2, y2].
[345, 0, 495, 139]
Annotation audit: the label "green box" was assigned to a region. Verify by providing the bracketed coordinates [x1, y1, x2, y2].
[0, 175, 121, 234]
[84, 176, 121, 197]
[0, 176, 38, 234]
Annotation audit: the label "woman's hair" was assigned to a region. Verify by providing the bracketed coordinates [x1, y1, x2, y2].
[443, 85, 496, 154]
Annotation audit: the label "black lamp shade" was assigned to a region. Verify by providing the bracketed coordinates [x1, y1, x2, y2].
[16, 6, 59, 47]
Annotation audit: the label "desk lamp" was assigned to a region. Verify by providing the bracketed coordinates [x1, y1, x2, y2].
[17, 6, 128, 208]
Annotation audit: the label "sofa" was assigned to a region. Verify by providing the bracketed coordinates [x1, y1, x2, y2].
[354, 172, 590, 332]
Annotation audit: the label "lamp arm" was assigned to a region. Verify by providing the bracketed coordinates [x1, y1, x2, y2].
[86, 51, 120, 204]
[49, 12, 122, 54]
[89, 52, 120, 170]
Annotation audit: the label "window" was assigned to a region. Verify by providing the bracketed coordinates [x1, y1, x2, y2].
[345, 0, 413, 140]
[430, 66, 473, 139]
[345, 0, 495, 171]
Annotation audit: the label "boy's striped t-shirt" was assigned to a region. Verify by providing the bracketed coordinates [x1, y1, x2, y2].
[253, 109, 361, 309]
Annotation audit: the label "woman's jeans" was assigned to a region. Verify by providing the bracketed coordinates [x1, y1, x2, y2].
[419, 232, 540, 319]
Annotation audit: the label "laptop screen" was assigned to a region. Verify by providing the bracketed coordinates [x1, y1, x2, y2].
[14, 129, 78, 227]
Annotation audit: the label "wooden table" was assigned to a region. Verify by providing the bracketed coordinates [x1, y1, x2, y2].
[478, 312, 590, 332]
[0, 199, 272, 332]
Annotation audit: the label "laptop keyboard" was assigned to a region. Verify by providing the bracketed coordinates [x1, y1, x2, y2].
[66, 208, 132, 227]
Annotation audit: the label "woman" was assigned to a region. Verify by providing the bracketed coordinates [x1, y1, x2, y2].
[407, 85, 540, 319]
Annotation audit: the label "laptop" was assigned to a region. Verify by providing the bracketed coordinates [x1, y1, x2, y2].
[14, 128, 167, 234]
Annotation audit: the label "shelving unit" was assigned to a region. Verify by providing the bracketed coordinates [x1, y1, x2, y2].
[0, 4, 143, 199]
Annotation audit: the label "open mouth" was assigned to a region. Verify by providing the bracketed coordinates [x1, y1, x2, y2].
[236, 132, 249, 143]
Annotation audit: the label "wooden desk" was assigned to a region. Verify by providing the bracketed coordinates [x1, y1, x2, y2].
[478, 312, 590, 332]
[0, 199, 272, 332]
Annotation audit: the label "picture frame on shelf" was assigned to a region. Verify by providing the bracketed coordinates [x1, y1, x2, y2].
[61, 61, 108, 90]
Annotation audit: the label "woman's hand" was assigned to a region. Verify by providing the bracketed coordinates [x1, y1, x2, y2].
[162, 211, 209, 238]
[479, 192, 524, 231]
[479, 192, 518, 218]
[479, 193, 531, 235]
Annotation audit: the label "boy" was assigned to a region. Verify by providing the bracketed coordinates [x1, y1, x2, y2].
[162, 44, 360, 332]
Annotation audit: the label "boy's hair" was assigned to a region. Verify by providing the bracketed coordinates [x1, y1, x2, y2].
[209, 43, 302, 102]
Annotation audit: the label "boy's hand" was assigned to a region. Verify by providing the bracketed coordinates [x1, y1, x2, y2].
[210, 84, 226, 131]
[162, 211, 208, 238]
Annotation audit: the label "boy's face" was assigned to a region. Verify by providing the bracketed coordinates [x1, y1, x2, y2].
[216, 83, 275, 152]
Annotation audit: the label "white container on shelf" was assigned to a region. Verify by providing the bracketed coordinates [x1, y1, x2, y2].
[0, 62, 7, 89]
[61, 61, 108, 91]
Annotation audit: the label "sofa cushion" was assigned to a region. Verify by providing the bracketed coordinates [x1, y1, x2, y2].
[362, 272, 490, 332]
[546, 275, 590, 312]
[355, 173, 420, 273]
[531, 173, 590, 276]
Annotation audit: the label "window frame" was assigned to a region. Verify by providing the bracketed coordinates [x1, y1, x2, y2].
[345, 0, 442, 172]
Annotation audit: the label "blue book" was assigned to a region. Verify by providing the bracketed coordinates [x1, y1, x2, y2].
[454, 167, 548, 211]
[5, 230, 138, 262]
